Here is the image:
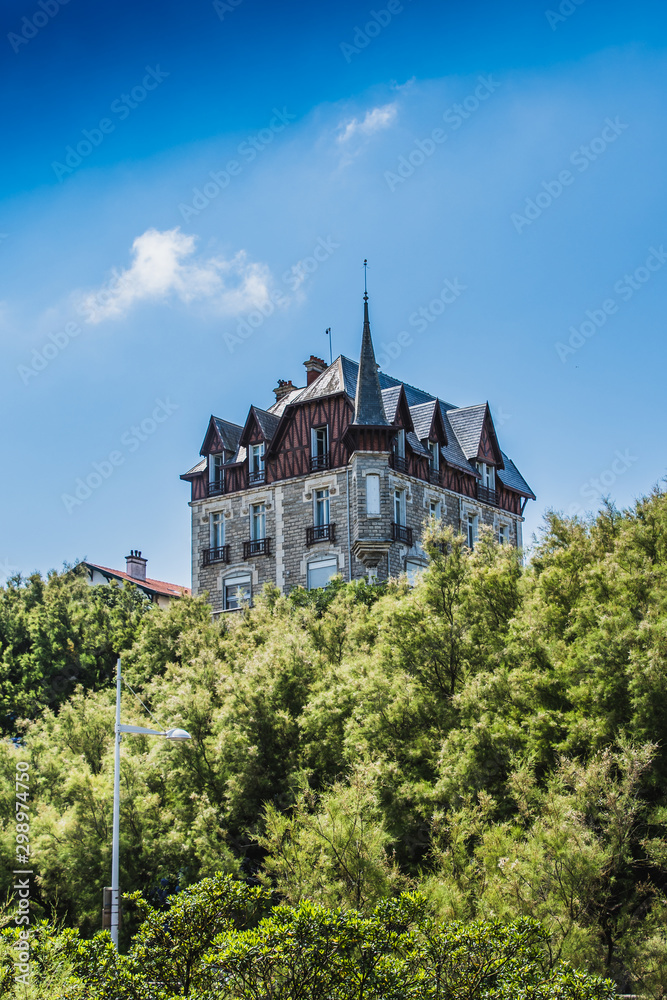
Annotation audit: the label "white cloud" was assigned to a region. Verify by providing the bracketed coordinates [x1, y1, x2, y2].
[76, 228, 273, 324]
[337, 103, 397, 143]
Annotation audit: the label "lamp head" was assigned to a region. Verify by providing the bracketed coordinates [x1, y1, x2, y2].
[165, 728, 192, 741]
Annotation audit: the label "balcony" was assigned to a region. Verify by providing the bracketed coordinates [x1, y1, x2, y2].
[310, 453, 329, 472]
[207, 478, 225, 497]
[477, 484, 498, 506]
[248, 469, 266, 486]
[243, 537, 271, 559]
[429, 465, 441, 485]
[306, 523, 336, 546]
[202, 545, 230, 566]
[390, 453, 408, 473]
[391, 522, 413, 546]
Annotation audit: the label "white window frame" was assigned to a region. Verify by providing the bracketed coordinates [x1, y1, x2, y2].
[498, 522, 510, 546]
[210, 512, 224, 548]
[394, 488, 406, 526]
[395, 429, 406, 458]
[250, 443, 265, 475]
[307, 557, 338, 591]
[250, 502, 266, 541]
[209, 453, 224, 484]
[223, 574, 251, 611]
[311, 425, 328, 457]
[366, 473, 381, 516]
[466, 512, 479, 550]
[428, 441, 439, 471]
[314, 488, 330, 527]
[475, 462, 495, 489]
[429, 499, 441, 519]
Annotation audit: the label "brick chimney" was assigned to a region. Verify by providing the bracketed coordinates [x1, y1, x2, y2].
[125, 550, 147, 581]
[304, 355, 327, 386]
[273, 379, 295, 402]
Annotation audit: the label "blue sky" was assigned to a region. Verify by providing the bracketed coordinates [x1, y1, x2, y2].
[1, 0, 666, 587]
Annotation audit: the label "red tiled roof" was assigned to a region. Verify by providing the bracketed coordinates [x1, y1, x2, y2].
[84, 563, 190, 599]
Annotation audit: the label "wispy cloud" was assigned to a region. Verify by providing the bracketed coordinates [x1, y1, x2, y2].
[337, 103, 398, 143]
[75, 228, 273, 324]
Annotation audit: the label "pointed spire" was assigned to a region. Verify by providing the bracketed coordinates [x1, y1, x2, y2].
[353, 291, 389, 426]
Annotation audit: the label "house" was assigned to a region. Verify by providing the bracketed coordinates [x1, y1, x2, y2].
[180, 293, 535, 612]
[82, 551, 190, 608]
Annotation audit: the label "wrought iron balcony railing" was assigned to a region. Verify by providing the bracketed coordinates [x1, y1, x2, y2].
[310, 453, 330, 471]
[243, 537, 271, 559]
[207, 478, 225, 497]
[391, 522, 413, 545]
[202, 545, 230, 566]
[390, 453, 408, 473]
[306, 523, 336, 546]
[477, 484, 498, 506]
[429, 465, 441, 485]
[248, 469, 266, 486]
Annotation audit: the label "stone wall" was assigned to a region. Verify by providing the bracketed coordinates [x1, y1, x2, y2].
[189, 457, 523, 611]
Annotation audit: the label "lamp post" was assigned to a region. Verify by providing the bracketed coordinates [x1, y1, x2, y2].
[110, 657, 191, 948]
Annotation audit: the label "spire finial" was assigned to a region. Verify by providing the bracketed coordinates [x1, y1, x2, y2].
[363, 258, 368, 298]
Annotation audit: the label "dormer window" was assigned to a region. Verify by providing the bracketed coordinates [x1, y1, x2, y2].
[311, 426, 329, 471]
[475, 462, 495, 489]
[396, 429, 405, 458]
[428, 441, 439, 471]
[209, 453, 225, 496]
[249, 443, 265, 485]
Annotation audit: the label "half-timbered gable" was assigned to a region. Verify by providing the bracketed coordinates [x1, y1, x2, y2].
[181, 290, 535, 609]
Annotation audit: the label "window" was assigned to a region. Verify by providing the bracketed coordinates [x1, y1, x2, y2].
[498, 523, 510, 546]
[224, 575, 251, 610]
[314, 488, 330, 527]
[366, 474, 381, 516]
[249, 443, 265, 482]
[311, 427, 328, 469]
[250, 502, 266, 541]
[466, 512, 478, 549]
[307, 557, 337, 591]
[394, 488, 406, 526]
[395, 429, 405, 458]
[210, 512, 224, 548]
[429, 499, 441, 519]
[428, 441, 439, 471]
[475, 462, 495, 489]
[405, 560, 425, 586]
[210, 453, 224, 482]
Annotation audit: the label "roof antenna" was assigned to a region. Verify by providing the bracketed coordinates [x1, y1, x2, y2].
[325, 327, 332, 365]
[363, 258, 368, 298]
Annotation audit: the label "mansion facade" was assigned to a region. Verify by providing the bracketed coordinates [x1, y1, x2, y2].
[181, 294, 535, 612]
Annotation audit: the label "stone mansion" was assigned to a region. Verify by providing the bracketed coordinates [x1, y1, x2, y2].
[181, 294, 535, 612]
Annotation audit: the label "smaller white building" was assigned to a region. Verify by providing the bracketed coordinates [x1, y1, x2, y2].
[83, 550, 190, 609]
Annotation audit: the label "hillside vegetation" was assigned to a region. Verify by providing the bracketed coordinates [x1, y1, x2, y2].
[1, 488, 667, 996]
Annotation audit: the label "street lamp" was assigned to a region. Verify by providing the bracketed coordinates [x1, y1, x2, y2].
[110, 657, 191, 948]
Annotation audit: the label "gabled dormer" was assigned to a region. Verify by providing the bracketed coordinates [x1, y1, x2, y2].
[198, 416, 243, 495]
[239, 406, 280, 486]
[447, 403, 504, 502]
[409, 400, 448, 476]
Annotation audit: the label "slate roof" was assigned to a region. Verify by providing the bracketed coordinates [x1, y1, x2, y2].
[407, 431, 430, 457]
[410, 400, 437, 441]
[353, 296, 389, 426]
[252, 407, 281, 441]
[213, 417, 243, 454]
[439, 405, 479, 474]
[497, 453, 536, 499]
[182, 457, 207, 478]
[445, 405, 487, 460]
[381, 385, 403, 424]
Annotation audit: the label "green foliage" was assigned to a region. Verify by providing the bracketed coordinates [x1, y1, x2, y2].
[2, 489, 667, 993]
[0, 565, 151, 733]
